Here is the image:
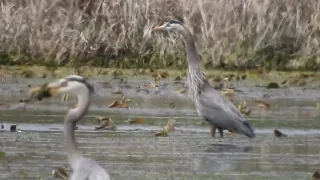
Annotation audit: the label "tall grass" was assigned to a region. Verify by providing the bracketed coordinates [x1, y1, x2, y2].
[0, 0, 319, 70]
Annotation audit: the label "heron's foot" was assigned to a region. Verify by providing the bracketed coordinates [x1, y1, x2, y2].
[217, 128, 224, 137]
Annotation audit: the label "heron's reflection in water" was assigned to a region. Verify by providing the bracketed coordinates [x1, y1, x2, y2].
[205, 143, 253, 153]
[193, 143, 254, 172]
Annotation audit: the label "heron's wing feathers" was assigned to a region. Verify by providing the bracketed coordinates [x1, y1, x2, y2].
[199, 80, 255, 138]
[201, 81, 244, 119]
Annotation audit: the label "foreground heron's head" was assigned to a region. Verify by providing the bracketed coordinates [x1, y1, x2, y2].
[153, 19, 185, 32]
[30, 75, 94, 100]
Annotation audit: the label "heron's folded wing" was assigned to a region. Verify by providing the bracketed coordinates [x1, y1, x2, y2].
[200, 85, 246, 127]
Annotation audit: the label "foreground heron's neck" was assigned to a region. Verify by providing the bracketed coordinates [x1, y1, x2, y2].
[179, 27, 205, 103]
[64, 90, 90, 169]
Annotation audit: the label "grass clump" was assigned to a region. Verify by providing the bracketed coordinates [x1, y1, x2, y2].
[0, 0, 319, 70]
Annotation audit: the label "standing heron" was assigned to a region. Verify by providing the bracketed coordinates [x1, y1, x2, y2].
[33, 75, 110, 180]
[152, 20, 255, 139]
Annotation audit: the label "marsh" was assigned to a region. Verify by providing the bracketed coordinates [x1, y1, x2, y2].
[0, 74, 320, 179]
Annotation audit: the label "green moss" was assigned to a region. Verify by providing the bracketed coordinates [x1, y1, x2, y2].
[0, 151, 6, 160]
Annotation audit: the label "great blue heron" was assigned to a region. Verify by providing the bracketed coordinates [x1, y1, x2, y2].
[33, 75, 110, 180]
[152, 20, 255, 139]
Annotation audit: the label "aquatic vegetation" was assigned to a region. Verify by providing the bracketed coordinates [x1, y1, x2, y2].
[174, 75, 183, 82]
[281, 79, 288, 85]
[113, 77, 128, 84]
[111, 90, 124, 95]
[255, 100, 271, 110]
[100, 81, 113, 89]
[287, 78, 300, 86]
[298, 80, 307, 86]
[207, 75, 222, 84]
[155, 119, 176, 137]
[52, 166, 69, 179]
[169, 102, 175, 108]
[108, 95, 131, 109]
[240, 74, 247, 80]
[19, 70, 35, 78]
[121, 95, 132, 103]
[112, 70, 124, 77]
[237, 101, 251, 116]
[94, 116, 115, 130]
[125, 118, 145, 124]
[220, 88, 234, 99]
[175, 88, 187, 95]
[144, 82, 158, 89]
[108, 100, 129, 109]
[45, 66, 59, 78]
[246, 69, 264, 76]
[151, 71, 169, 80]
[136, 88, 150, 94]
[266, 82, 280, 89]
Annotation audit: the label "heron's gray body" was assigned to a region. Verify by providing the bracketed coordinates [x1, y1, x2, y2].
[198, 80, 255, 138]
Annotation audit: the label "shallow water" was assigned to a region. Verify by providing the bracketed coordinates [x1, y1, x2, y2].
[0, 76, 320, 179]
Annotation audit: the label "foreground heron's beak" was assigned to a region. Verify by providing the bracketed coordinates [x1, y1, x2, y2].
[46, 86, 62, 96]
[152, 24, 166, 31]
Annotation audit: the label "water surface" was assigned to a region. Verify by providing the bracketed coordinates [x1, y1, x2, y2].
[0, 76, 320, 179]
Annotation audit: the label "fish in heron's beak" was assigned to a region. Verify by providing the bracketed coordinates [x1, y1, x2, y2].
[29, 79, 66, 101]
[29, 84, 50, 101]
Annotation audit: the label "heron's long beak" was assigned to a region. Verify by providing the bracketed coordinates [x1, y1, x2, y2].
[45, 80, 65, 96]
[152, 24, 166, 31]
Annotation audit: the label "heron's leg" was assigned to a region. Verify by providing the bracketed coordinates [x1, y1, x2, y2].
[210, 124, 216, 137]
[217, 128, 224, 137]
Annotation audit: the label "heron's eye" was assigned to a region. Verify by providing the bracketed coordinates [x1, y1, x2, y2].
[61, 81, 68, 87]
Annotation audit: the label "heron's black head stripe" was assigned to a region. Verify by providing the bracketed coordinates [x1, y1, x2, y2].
[169, 19, 183, 25]
[66, 76, 94, 93]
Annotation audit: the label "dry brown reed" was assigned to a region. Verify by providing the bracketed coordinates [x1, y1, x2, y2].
[0, 0, 319, 70]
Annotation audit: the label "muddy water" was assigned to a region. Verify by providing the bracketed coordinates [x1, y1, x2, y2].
[1, 76, 320, 179]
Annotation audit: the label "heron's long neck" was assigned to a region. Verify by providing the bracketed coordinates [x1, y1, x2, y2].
[64, 91, 90, 169]
[180, 28, 205, 103]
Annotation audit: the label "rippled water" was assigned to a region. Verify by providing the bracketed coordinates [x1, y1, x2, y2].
[1, 76, 320, 179]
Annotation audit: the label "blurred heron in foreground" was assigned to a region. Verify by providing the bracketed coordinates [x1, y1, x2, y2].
[152, 20, 255, 139]
[31, 75, 110, 180]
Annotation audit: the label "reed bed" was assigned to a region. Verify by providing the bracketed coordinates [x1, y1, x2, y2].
[0, 0, 319, 70]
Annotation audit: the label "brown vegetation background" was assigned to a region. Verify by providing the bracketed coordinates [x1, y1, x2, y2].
[0, 0, 319, 70]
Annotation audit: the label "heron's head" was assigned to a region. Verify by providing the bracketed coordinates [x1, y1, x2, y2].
[153, 19, 185, 32]
[30, 75, 94, 100]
